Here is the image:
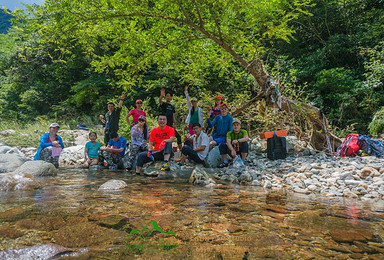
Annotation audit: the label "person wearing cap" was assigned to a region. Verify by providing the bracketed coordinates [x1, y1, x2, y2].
[209, 95, 223, 120]
[98, 132, 127, 170]
[206, 103, 233, 149]
[179, 123, 210, 166]
[34, 123, 65, 168]
[124, 115, 150, 170]
[184, 86, 204, 135]
[218, 118, 249, 168]
[125, 99, 147, 127]
[99, 92, 125, 145]
[135, 114, 175, 174]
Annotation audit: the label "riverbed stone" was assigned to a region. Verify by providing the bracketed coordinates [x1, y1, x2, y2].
[14, 160, 57, 176]
[53, 222, 126, 248]
[98, 180, 127, 190]
[59, 145, 85, 166]
[205, 146, 222, 168]
[0, 129, 15, 136]
[0, 154, 27, 173]
[359, 167, 380, 178]
[0, 243, 73, 260]
[0, 226, 24, 239]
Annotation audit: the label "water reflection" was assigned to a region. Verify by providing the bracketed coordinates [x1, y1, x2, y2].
[0, 168, 383, 259]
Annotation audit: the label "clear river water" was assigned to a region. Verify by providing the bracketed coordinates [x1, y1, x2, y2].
[0, 168, 383, 259]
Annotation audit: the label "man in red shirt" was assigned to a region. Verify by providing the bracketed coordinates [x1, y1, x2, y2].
[135, 114, 175, 174]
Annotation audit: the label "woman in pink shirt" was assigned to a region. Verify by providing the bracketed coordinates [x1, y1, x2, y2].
[126, 99, 146, 127]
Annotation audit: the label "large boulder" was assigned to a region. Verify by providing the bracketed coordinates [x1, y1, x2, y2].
[205, 146, 222, 168]
[59, 145, 85, 166]
[143, 162, 193, 179]
[14, 161, 57, 177]
[0, 154, 27, 173]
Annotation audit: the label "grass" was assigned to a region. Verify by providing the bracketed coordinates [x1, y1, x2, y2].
[0, 120, 75, 148]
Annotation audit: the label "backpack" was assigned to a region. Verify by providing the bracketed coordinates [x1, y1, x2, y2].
[336, 133, 360, 157]
[358, 135, 384, 158]
[267, 132, 287, 160]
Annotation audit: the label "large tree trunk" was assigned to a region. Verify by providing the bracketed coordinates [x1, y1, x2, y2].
[234, 59, 342, 151]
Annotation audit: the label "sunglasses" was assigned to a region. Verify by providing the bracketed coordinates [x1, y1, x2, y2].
[136, 102, 142, 104]
[215, 99, 221, 101]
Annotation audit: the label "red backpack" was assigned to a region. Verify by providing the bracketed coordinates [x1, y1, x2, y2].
[336, 133, 360, 157]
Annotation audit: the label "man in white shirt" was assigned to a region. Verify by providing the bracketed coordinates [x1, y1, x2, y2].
[179, 123, 210, 166]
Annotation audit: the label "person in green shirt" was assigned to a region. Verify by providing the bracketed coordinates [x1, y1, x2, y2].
[218, 118, 249, 168]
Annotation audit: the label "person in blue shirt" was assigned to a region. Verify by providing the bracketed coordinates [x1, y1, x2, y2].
[84, 132, 102, 168]
[206, 103, 233, 149]
[34, 123, 65, 168]
[98, 132, 127, 170]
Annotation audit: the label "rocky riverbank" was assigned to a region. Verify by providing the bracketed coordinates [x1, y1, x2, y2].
[0, 130, 383, 201]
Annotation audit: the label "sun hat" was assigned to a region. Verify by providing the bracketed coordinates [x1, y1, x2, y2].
[138, 115, 146, 121]
[49, 123, 60, 128]
[232, 119, 241, 125]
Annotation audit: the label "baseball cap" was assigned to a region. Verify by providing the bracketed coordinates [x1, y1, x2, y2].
[136, 99, 143, 103]
[232, 119, 241, 125]
[138, 115, 146, 121]
[191, 97, 198, 102]
[215, 95, 222, 100]
[49, 123, 60, 128]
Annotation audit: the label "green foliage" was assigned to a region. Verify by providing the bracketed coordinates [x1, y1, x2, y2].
[369, 107, 384, 136]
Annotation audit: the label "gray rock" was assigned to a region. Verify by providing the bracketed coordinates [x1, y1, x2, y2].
[189, 165, 216, 186]
[59, 145, 85, 166]
[344, 180, 363, 186]
[99, 180, 127, 190]
[0, 154, 27, 173]
[205, 146, 222, 168]
[0, 243, 73, 260]
[263, 180, 272, 188]
[14, 161, 57, 176]
[251, 180, 260, 186]
[0, 129, 15, 136]
[238, 172, 252, 183]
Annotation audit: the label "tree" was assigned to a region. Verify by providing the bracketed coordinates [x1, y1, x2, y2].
[16, 0, 341, 149]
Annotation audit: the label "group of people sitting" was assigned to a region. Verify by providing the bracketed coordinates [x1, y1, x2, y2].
[34, 87, 249, 173]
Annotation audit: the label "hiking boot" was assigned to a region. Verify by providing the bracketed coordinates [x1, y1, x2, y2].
[218, 162, 229, 168]
[160, 162, 171, 171]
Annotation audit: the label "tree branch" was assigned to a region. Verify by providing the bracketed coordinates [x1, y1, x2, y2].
[192, 0, 204, 27]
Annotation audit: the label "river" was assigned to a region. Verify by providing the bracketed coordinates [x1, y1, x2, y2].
[0, 168, 383, 259]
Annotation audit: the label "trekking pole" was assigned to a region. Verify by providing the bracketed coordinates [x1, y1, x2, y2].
[320, 110, 333, 154]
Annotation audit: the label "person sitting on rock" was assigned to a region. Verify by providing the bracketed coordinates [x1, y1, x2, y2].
[179, 123, 210, 166]
[34, 123, 64, 168]
[218, 119, 249, 168]
[124, 115, 149, 170]
[125, 99, 147, 127]
[99, 92, 125, 145]
[135, 114, 175, 174]
[98, 132, 127, 170]
[84, 132, 101, 168]
[206, 103, 233, 149]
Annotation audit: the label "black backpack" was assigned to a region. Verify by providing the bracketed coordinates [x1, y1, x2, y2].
[267, 133, 287, 160]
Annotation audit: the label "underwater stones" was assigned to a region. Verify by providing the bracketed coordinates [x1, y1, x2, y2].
[0, 226, 24, 239]
[98, 179, 127, 190]
[53, 222, 125, 248]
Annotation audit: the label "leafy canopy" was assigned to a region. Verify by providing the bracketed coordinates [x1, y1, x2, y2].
[18, 0, 312, 89]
